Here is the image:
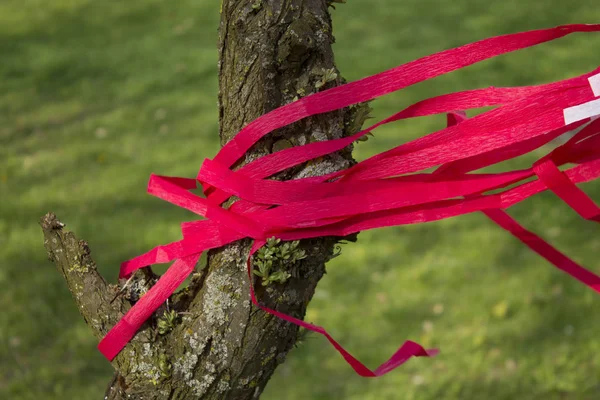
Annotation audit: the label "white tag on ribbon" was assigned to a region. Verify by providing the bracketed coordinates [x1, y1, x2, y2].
[564, 98, 600, 125]
[589, 73, 600, 97]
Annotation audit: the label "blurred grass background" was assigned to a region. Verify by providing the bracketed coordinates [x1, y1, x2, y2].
[1, 0, 600, 399]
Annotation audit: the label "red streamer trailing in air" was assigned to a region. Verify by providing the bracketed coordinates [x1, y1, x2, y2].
[98, 24, 600, 377]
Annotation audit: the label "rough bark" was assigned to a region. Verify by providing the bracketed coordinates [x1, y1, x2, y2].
[41, 1, 367, 399]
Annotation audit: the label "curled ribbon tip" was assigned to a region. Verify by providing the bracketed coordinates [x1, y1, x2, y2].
[100, 24, 600, 376]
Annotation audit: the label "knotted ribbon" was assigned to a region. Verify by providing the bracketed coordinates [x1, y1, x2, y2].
[98, 24, 600, 377]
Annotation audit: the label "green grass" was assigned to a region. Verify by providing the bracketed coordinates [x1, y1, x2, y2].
[1, 0, 599, 399]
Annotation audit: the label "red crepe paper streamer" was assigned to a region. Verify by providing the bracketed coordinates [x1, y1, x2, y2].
[98, 24, 600, 377]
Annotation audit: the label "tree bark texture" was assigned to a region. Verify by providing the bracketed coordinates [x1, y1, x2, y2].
[41, 1, 369, 399]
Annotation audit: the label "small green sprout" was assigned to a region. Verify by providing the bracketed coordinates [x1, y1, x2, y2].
[355, 131, 374, 142]
[158, 353, 172, 378]
[294, 327, 311, 348]
[252, 0, 262, 11]
[329, 245, 342, 260]
[348, 102, 375, 142]
[157, 309, 179, 335]
[252, 238, 307, 286]
[315, 68, 338, 90]
[292, 87, 306, 102]
[327, 0, 347, 9]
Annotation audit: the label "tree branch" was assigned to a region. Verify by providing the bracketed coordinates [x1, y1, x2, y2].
[40, 212, 127, 338]
[41, 212, 161, 396]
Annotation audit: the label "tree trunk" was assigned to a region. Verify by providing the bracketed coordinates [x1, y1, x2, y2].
[41, 1, 366, 399]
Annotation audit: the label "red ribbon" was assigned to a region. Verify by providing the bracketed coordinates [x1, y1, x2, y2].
[98, 24, 600, 377]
